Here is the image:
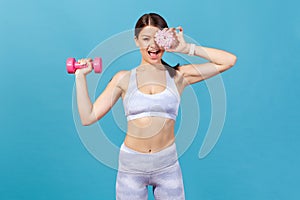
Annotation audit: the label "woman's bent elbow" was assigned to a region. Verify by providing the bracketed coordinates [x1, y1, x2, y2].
[82, 121, 92, 126]
[229, 55, 238, 67]
[219, 55, 237, 73]
[225, 55, 238, 71]
[80, 117, 96, 126]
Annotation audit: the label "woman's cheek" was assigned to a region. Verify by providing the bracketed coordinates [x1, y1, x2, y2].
[142, 41, 150, 48]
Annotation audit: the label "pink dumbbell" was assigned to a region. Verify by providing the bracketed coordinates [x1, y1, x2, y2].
[66, 57, 102, 74]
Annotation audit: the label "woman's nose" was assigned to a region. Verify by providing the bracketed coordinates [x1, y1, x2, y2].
[150, 40, 159, 49]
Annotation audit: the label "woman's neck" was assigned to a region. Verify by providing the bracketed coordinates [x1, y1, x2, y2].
[138, 62, 166, 71]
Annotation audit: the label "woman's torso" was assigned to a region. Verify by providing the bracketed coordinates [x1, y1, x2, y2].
[118, 66, 187, 153]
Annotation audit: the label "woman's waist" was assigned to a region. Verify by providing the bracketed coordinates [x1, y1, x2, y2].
[124, 132, 175, 154]
[119, 141, 178, 173]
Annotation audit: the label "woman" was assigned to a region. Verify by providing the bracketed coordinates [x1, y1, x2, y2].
[75, 13, 237, 200]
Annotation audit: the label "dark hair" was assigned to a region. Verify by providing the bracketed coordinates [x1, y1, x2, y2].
[134, 13, 180, 73]
[135, 13, 168, 38]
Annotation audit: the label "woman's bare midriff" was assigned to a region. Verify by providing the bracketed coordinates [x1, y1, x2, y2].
[124, 116, 176, 153]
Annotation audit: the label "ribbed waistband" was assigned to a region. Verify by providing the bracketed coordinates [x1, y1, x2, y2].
[118, 143, 178, 174]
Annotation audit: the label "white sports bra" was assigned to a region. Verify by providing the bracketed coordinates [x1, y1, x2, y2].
[123, 67, 180, 121]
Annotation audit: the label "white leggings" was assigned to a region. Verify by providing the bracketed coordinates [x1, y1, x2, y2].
[116, 143, 185, 200]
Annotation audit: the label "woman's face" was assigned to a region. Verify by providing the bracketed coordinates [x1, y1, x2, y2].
[135, 26, 164, 65]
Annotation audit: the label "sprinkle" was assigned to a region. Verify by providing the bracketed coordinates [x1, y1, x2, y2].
[154, 29, 175, 49]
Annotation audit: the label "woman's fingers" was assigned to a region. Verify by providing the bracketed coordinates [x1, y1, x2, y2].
[163, 26, 189, 54]
[78, 58, 86, 65]
[86, 59, 93, 69]
[78, 58, 92, 65]
[156, 27, 185, 52]
[168, 27, 176, 32]
[75, 58, 93, 76]
[176, 26, 183, 33]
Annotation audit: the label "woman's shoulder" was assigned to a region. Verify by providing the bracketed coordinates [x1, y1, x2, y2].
[112, 69, 133, 90]
[114, 69, 131, 78]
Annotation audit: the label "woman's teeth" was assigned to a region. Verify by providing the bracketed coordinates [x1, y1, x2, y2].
[148, 50, 160, 57]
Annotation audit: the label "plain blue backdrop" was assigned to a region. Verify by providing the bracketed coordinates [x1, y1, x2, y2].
[1, 0, 299, 199]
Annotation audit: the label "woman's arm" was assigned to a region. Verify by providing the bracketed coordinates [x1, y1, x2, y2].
[166, 27, 237, 85]
[75, 70, 124, 126]
[178, 45, 237, 85]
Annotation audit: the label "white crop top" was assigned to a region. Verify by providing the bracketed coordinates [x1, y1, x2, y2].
[123, 67, 180, 121]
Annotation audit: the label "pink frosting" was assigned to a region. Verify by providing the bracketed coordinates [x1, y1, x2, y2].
[154, 29, 175, 49]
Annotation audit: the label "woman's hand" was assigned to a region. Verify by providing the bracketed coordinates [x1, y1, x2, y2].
[164, 26, 190, 54]
[75, 58, 93, 76]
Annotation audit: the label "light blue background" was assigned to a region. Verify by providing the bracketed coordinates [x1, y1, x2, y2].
[1, 0, 299, 199]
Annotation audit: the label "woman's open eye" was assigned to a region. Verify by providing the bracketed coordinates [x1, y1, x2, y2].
[143, 38, 149, 41]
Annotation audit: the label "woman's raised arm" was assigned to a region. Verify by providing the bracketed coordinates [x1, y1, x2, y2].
[165, 27, 237, 85]
[178, 46, 237, 85]
[75, 69, 125, 126]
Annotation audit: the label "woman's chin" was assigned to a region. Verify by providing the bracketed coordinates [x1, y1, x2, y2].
[149, 55, 164, 63]
[147, 59, 162, 65]
[141, 57, 162, 65]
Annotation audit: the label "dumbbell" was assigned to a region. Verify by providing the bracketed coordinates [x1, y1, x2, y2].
[66, 57, 102, 74]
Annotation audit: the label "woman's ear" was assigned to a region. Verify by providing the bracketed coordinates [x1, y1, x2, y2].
[134, 36, 140, 47]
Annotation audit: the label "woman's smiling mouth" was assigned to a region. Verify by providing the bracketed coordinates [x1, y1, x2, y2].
[148, 50, 161, 59]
